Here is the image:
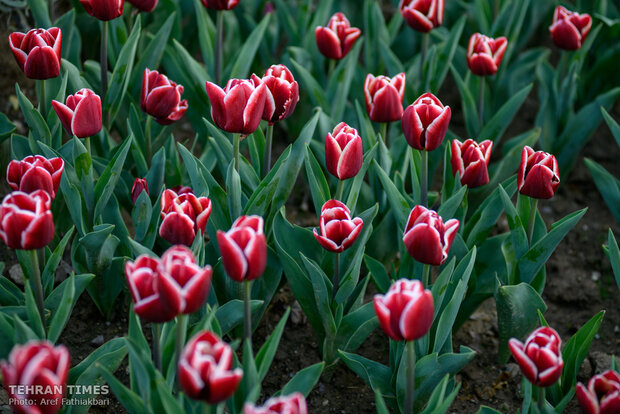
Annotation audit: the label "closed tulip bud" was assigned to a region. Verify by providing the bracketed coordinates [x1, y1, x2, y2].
[131, 178, 149, 204]
[255, 64, 299, 124]
[127, 0, 158, 12]
[313, 200, 363, 253]
[0, 190, 54, 250]
[205, 79, 268, 135]
[217, 215, 267, 282]
[160, 188, 212, 246]
[141, 69, 188, 125]
[576, 370, 620, 414]
[403, 205, 459, 266]
[7, 155, 64, 199]
[200, 0, 239, 10]
[51, 88, 103, 138]
[517, 146, 560, 199]
[466, 33, 508, 76]
[315, 12, 361, 60]
[8, 28, 62, 80]
[80, 0, 124, 20]
[450, 139, 493, 188]
[325, 122, 363, 180]
[399, 0, 444, 33]
[374, 279, 434, 341]
[1, 341, 70, 414]
[364, 73, 406, 123]
[244, 393, 308, 414]
[402, 93, 451, 151]
[508, 326, 564, 387]
[549, 6, 592, 50]
[178, 331, 243, 403]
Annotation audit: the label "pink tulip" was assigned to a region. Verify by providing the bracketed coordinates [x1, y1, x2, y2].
[216, 215, 267, 282]
[51, 88, 103, 138]
[450, 139, 493, 188]
[402, 93, 451, 151]
[364, 73, 406, 123]
[508, 326, 564, 387]
[467, 33, 508, 76]
[402, 205, 459, 266]
[549, 6, 592, 50]
[7, 155, 64, 199]
[313, 200, 363, 253]
[517, 146, 560, 199]
[160, 188, 212, 246]
[8, 28, 62, 79]
[325, 122, 363, 180]
[315, 12, 361, 60]
[0, 190, 54, 250]
[399, 0, 444, 33]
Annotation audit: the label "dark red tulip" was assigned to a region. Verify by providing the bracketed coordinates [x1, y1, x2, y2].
[216, 215, 267, 282]
[172, 185, 193, 195]
[141, 69, 188, 125]
[131, 178, 149, 204]
[508, 326, 564, 387]
[315, 12, 361, 60]
[402, 93, 451, 151]
[7, 155, 64, 199]
[403, 205, 459, 266]
[160, 188, 212, 246]
[0, 190, 54, 250]
[517, 146, 560, 199]
[1, 341, 70, 414]
[374, 279, 434, 341]
[127, 0, 157, 12]
[8, 28, 62, 80]
[466, 33, 508, 76]
[253, 64, 299, 124]
[399, 0, 444, 33]
[200, 0, 239, 10]
[52, 88, 102, 138]
[450, 139, 493, 188]
[80, 0, 124, 20]
[549, 6, 592, 50]
[244, 393, 308, 414]
[576, 370, 620, 414]
[205, 79, 268, 135]
[325, 122, 363, 181]
[313, 200, 363, 253]
[178, 331, 243, 403]
[364, 73, 406, 123]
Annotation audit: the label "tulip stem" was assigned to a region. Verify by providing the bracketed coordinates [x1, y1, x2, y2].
[233, 133, 240, 172]
[328, 59, 335, 80]
[537, 387, 546, 411]
[30, 249, 46, 333]
[243, 280, 252, 345]
[152, 323, 162, 372]
[421, 33, 429, 91]
[380, 122, 388, 146]
[420, 149, 428, 207]
[39, 79, 47, 120]
[84, 136, 91, 155]
[100, 21, 109, 106]
[478, 77, 485, 129]
[422, 264, 430, 288]
[174, 314, 188, 371]
[527, 198, 538, 245]
[332, 253, 340, 301]
[215, 11, 224, 85]
[145, 116, 153, 165]
[262, 123, 274, 177]
[335, 180, 345, 201]
[405, 340, 416, 414]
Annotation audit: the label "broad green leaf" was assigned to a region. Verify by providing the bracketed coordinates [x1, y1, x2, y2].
[338, 351, 394, 397]
[94, 136, 133, 219]
[15, 83, 51, 145]
[278, 362, 325, 397]
[255, 308, 290, 382]
[303, 145, 330, 214]
[585, 157, 620, 223]
[228, 14, 271, 79]
[479, 83, 533, 145]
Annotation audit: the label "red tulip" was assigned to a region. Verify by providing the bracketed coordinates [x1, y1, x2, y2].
[315, 12, 361, 60]
[8, 28, 62, 80]
[178, 331, 243, 403]
[374, 279, 434, 341]
[141, 69, 188, 125]
[253, 64, 299, 124]
[402, 93, 451, 151]
[517, 146, 560, 199]
[131, 178, 149, 204]
[0, 190, 54, 250]
[508, 326, 564, 387]
[325, 122, 363, 180]
[364, 73, 406, 123]
[399, 0, 444, 33]
[51, 88, 103, 138]
[200, 0, 239, 10]
[158, 246, 212, 315]
[450, 139, 493, 188]
[466, 33, 508, 76]
[244, 393, 308, 414]
[549, 6, 592, 50]
[7, 155, 64, 199]
[125, 254, 180, 322]
[1, 341, 70, 414]
[127, 0, 157, 12]
[80, 0, 124, 20]
[576, 370, 620, 414]
[160, 188, 212, 246]
[313, 200, 363, 253]
[216, 215, 267, 282]
[403, 205, 459, 266]
[205, 79, 268, 135]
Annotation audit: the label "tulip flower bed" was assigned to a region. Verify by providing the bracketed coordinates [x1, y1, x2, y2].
[1, 0, 620, 413]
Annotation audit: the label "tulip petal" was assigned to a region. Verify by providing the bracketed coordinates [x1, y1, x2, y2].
[217, 231, 249, 281]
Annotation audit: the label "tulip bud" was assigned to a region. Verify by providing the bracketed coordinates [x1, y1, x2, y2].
[131, 178, 149, 204]
[80, 0, 124, 21]
[313, 200, 363, 253]
[8, 28, 62, 80]
[576, 370, 620, 414]
[127, 0, 158, 12]
[466, 33, 508, 76]
[243, 393, 308, 414]
[7, 155, 64, 199]
[325, 122, 363, 181]
[450, 139, 493, 188]
[205, 79, 268, 135]
[178, 331, 243, 403]
[160, 188, 212, 246]
[364, 73, 406, 123]
[399, 0, 444, 33]
[549, 6, 592, 50]
[402, 205, 459, 266]
[517, 146, 560, 199]
[200, 0, 239, 10]
[255, 64, 299, 124]
[217, 215, 267, 282]
[51, 88, 103, 138]
[374, 279, 434, 341]
[402, 93, 451, 151]
[141, 69, 188, 125]
[1, 341, 70, 414]
[508, 326, 564, 387]
[0, 190, 54, 250]
[315, 12, 361, 60]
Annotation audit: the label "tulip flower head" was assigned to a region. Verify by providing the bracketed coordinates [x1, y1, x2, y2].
[399, 0, 444, 33]
[160, 188, 212, 246]
[450, 139, 493, 188]
[253, 64, 299, 124]
[131, 178, 149, 204]
[7, 155, 64, 199]
[80, 0, 124, 21]
[549, 6, 592, 50]
[243, 393, 308, 414]
[8, 28, 62, 79]
[364, 73, 406, 123]
[0, 190, 54, 250]
[467, 33, 508, 77]
[508, 326, 564, 387]
[52, 88, 103, 138]
[517, 146, 560, 199]
[141, 69, 188, 125]
[315, 12, 361, 60]
[576, 370, 620, 414]
[313, 200, 363, 253]
[402, 93, 451, 152]
[217, 215, 267, 282]
[325, 122, 363, 180]
[127, 0, 158, 12]
[201, 0, 239, 10]
[402, 205, 459, 266]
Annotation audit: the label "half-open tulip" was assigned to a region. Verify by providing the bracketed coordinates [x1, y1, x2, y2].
[127, 0, 158, 12]
[160, 188, 212, 246]
[8, 28, 62, 79]
[508, 326, 564, 387]
[325, 122, 363, 180]
[141, 69, 188, 125]
[402, 93, 451, 151]
[131, 178, 149, 204]
[205, 79, 268, 135]
[364, 73, 406, 123]
[52, 88, 103, 138]
[450, 139, 493, 188]
[315, 12, 361, 60]
[0, 190, 54, 250]
[244, 393, 308, 414]
[217, 215, 267, 282]
[576, 370, 620, 414]
[80, 0, 124, 20]
[7, 155, 64, 199]
[399, 0, 444, 33]
[313, 200, 363, 253]
[549, 6, 592, 50]
[517, 146, 560, 199]
[254, 64, 299, 124]
[466, 33, 508, 76]
[201, 0, 239, 10]
[403, 205, 459, 266]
